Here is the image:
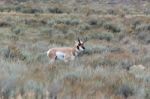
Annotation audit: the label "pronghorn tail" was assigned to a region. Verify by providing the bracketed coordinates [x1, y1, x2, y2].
[46, 49, 51, 57]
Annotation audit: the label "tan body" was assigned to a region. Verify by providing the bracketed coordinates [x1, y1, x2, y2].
[47, 39, 85, 63]
[47, 47, 77, 63]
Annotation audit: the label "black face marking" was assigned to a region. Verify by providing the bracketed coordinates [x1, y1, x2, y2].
[78, 42, 83, 46]
[77, 45, 85, 50]
[76, 40, 85, 51]
[82, 46, 85, 49]
[77, 46, 79, 50]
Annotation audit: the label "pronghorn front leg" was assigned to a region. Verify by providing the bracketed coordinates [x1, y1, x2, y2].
[71, 56, 75, 61]
[50, 59, 55, 64]
[64, 55, 70, 63]
[64, 59, 69, 63]
[49, 56, 56, 64]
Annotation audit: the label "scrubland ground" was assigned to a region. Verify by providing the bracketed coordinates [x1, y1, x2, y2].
[0, 0, 150, 99]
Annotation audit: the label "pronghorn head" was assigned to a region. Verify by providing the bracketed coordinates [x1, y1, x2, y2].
[75, 38, 85, 52]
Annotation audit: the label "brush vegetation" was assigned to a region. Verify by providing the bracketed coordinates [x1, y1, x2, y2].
[0, 0, 150, 99]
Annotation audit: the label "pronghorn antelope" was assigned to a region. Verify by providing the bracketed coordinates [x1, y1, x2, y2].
[47, 39, 85, 63]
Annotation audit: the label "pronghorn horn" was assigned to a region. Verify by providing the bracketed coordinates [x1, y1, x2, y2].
[78, 38, 80, 43]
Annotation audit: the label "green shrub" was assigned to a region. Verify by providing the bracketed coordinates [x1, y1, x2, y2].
[88, 58, 117, 68]
[0, 21, 11, 27]
[3, 46, 26, 61]
[107, 9, 117, 15]
[84, 45, 108, 55]
[136, 24, 150, 31]
[88, 19, 97, 26]
[97, 19, 106, 27]
[40, 27, 53, 37]
[47, 19, 56, 26]
[134, 23, 150, 44]
[145, 88, 150, 99]
[87, 32, 114, 41]
[47, 17, 80, 26]
[11, 27, 21, 35]
[0, 78, 18, 99]
[117, 84, 134, 98]
[136, 31, 150, 44]
[47, 7, 63, 14]
[16, 6, 43, 13]
[57, 17, 80, 26]
[79, 23, 91, 30]
[131, 19, 141, 30]
[103, 22, 121, 33]
[0, 5, 14, 12]
[16, 0, 29, 2]
[23, 80, 44, 93]
[64, 32, 75, 40]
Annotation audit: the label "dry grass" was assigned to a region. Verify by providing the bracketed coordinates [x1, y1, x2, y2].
[0, 0, 149, 99]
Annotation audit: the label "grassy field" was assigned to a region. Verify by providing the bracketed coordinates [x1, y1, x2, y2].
[0, 0, 150, 99]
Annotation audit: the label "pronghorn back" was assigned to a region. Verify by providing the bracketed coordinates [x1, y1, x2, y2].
[47, 39, 85, 63]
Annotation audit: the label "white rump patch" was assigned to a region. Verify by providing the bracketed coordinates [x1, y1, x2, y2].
[56, 51, 65, 60]
[47, 50, 51, 56]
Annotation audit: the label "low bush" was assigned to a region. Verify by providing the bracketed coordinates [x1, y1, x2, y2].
[103, 22, 121, 33]
[116, 84, 134, 98]
[136, 24, 150, 31]
[11, 25, 25, 35]
[3, 45, 26, 61]
[16, 6, 43, 14]
[84, 45, 109, 55]
[79, 23, 91, 30]
[136, 31, 150, 44]
[0, 21, 11, 27]
[47, 7, 63, 14]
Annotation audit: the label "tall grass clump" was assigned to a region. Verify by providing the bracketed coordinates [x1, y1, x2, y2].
[0, 59, 27, 78]
[0, 58, 27, 98]
[23, 80, 44, 98]
[50, 66, 146, 99]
